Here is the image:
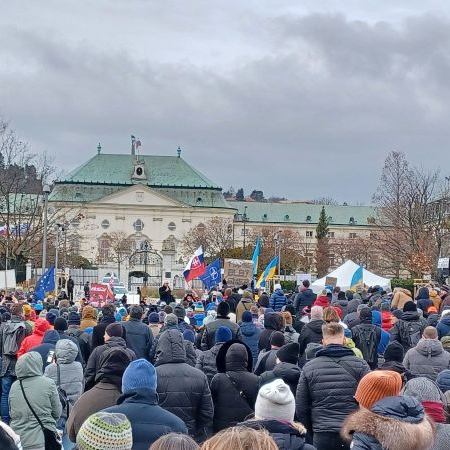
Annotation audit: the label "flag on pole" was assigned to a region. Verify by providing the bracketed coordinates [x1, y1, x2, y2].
[350, 265, 364, 290]
[109, 272, 115, 288]
[183, 246, 206, 283]
[135, 139, 142, 149]
[256, 256, 279, 288]
[35, 266, 56, 300]
[199, 258, 222, 290]
[252, 238, 261, 276]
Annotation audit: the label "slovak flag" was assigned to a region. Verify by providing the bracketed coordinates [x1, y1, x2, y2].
[183, 246, 206, 283]
[109, 272, 115, 287]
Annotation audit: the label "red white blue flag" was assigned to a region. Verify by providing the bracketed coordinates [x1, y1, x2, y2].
[183, 246, 206, 282]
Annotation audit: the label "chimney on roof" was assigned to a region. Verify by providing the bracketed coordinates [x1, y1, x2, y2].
[97, 143, 102, 154]
[177, 146, 181, 158]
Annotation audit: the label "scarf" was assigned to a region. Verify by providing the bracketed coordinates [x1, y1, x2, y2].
[422, 400, 446, 423]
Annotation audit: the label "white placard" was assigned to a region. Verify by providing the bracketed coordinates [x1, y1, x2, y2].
[438, 257, 450, 269]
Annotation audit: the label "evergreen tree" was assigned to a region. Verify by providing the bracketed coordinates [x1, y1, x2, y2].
[315, 206, 330, 277]
[316, 206, 329, 239]
[236, 188, 245, 201]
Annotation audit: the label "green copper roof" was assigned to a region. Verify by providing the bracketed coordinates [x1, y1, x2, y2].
[232, 201, 377, 226]
[61, 153, 220, 189]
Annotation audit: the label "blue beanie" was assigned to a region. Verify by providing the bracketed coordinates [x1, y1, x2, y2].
[215, 326, 232, 344]
[149, 312, 160, 324]
[122, 359, 157, 394]
[183, 329, 195, 344]
[46, 312, 57, 325]
[242, 311, 253, 323]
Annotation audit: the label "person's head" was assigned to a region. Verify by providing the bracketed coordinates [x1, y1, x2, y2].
[104, 322, 123, 342]
[10, 303, 23, 317]
[217, 301, 230, 318]
[163, 281, 169, 287]
[321, 322, 345, 346]
[67, 312, 81, 326]
[122, 359, 157, 394]
[337, 291, 346, 300]
[163, 305, 173, 314]
[54, 317, 68, 332]
[383, 341, 405, 363]
[200, 426, 278, 450]
[215, 326, 233, 345]
[22, 303, 32, 319]
[422, 326, 438, 340]
[224, 288, 232, 297]
[302, 279, 310, 289]
[355, 371, 403, 410]
[150, 433, 199, 450]
[281, 311, 293, 327]
[255, 379, 295, 422]
[164, 313, 178, 327]
[102, 304, 116, 318]
[276, 342, 300, 365]
[76, 412, 133, 450]
[403, 377, 442, 403]
[403, 301, 417, 313]
[310, 305, 323, 321]
[270, 331, 285, 349]
[129, 305, 143, 321]
[323, 307, 340, 323]
[241, 311, 253, 323]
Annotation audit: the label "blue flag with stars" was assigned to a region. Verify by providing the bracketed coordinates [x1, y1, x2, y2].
[35, 266, 55, 300]
[199, 259, 222, 290]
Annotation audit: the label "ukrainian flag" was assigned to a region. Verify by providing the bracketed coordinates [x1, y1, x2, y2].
[256, 256, 279, 288]
[350, 265, 364, 290]
[252, 238, 261, 276]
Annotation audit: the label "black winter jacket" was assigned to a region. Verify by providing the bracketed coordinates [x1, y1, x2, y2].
[201, 316, 241, 350]
[293, 289, 317, 315]
[210, 340, 259, 432]
[195, 342, 224, 384]
[91, 316, 123, 350]
[298, 320, 325, 356]
[155, 329, 213, 442]
[258, 312, 284, 352]
[296, 344, 370, 433]
[104, 389, 187, 450]
[121, 318, 153, 360]
[241, 420, 315, 450]
[389, 311, 427, 352]
[259, 362, 301, 396]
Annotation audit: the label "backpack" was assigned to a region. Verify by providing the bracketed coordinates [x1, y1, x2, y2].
[2, 322, 27, 356]
[400, 320, 422, 348]
[354, 326, 377, 365]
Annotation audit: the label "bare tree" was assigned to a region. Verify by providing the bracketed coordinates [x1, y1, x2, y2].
[311, 197, 339, 205]
[100, 231, 134, 277]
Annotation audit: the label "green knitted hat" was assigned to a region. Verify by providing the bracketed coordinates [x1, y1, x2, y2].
[76, 412, 133, 450]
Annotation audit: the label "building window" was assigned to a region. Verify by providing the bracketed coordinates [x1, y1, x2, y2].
[168, 222, 176, 231]
[197, 223, 206, 232]
[349, 232, 357, 239]
[69, 235, 81, 256]
[101, 219, 110, 229]
[133, 219, 144, 232]
[99, 237, 110, 264]
[306, 231, 313, 238]
[327, 232, 335, 238]
[241, 228, 249, 236]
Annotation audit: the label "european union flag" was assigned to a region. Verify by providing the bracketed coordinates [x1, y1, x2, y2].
[199, 259, 222, 290]
[35, 266, 55, 300]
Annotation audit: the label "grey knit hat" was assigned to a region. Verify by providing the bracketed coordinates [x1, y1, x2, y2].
[164, 313, 178, 327]
[255, 379, 295, 422]
[403, 377, 442, 402]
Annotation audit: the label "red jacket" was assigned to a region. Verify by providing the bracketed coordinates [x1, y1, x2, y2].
[381, 311, 394, 331]
[17, 318, 50, 358]
[314, 295, 330, 308]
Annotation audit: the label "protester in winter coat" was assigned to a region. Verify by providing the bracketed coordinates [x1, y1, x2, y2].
[439, 285, 450, 312]
[196, 326, 232, 384]
[236, 291, 254, 322]
[430, 289, 442, 310]
[148, 312, 161, 337]
[403, 326, 450, 381]
[379, 341, 415, 380]
[17, 318, 50, 358]
[391, 287, 413, 310]
[259, 342, 301, 395]
[67, 346, 134, 443]
[436, 311, 450, 339]
[298, 306, 325, 358]
[237, 311, 260, 368]
[381, 302, 394, 331]
[121, 305, 153, 360]
[29, 329, 60, 370]
[258, 311, 284, 352]
[415, 287, 433, 314]
[80, 305, 97, 331]
[269, 284, 287, 312]
[53, 317, 84, 364]
[201, 302, 241, 350]
[343, 302, 363, 329]
[66, 312, 83, 338]
[296, 323, 370, 450]
[282, 311, 300, 344]
[342, 394, 434, 450]
[313, 292, 330, 309]
[436, 369, 450, 412]
[254, 331, 285, 376]
[371, 310, 390, 354]
[240, 379, 315, 450]
[91, 304, 118, 350]
[84, 322, 135, 391]
[293, 280, 317, 316]
[103, 359, 187, 450]
[9, 352, 61, 450]
[210, 340, 259, 432]
[155, 329, 213, 442]
[403, 377, 450, 450]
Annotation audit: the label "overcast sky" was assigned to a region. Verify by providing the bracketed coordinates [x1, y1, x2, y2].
[1, 1, 450, 204]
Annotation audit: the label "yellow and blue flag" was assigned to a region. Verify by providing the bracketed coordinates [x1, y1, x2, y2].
[256, 256, 279, 288]
[350, 265, 364, 290]
[252, 237, 261, 278]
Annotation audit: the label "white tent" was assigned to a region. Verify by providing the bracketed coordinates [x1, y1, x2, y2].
[311, 260, 390, 294]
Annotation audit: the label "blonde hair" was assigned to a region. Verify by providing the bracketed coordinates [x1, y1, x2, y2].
[322, 322, 344, 339]
[323, 307, 340, 323]
[200, 426, 278, 450]
[150, 433, 199, 450]
[282, 311, 293, 326]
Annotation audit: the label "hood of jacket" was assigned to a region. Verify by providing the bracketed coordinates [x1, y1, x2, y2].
[371, 310, 382, 327]
[416, 287, 430, 300]
[306, 319, 325, 334]
[416, 339, 444, 357]
[42, 329, 60, 345]
[401, 311, 420, 322]
[106, 336, 127, 348]
[96, 347, 135, 386]
[242, 420, 307, 446]
[359, 308, 373, 325]
[16, 351, 43, 379]
[316, 344, 355, 359]
[240, 321, 258, 337]
[55, 339, 78, 364]
[314, 296, 330, 308]
[34, 318, 50, 336]
[81, 305, 97, 321]
[264, 311, 282, 331]
[117, 387, 158, 406]
[155, 329, 186, 366]
[397, 288, 413, 297]
[437, 369, 450, 393]
[272, 362, 301, 384]
[272, 289, 285, 298]
[342, 396, 435, 450]
[347, 299, 361, 314]
[440, 315, 450, 327]
[216, 339, 253, 373]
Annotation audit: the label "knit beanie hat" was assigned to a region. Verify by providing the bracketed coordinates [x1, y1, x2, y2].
[67, 312, 81, 325]
[383, 341, 404, 363]
[277, 342, 300, 365]
[148, 312, 160, 324]
[23, 304, 32, 316]
[217, 301, 230, 317]
[403, 301, 417, 312]
[310, 306, 323, 320]
[242, 311, 253, 323]
[45, 312, 57, 325]
[54, 317, 68, 331]
[270, 331, 285, 348]
[106, 322, 123, 338]
[355, 371, 403, 409]
[164, 313, 178, 327]
[194, 302, 204, 313]
[215, 326, 232, 344]
[403, 377, 442, 402]
[441, 336, 450, 349]
[183, 329, 195, 344]
[174, 305, 186, 320]
[122, 359, 157, 394]
[255, 379, 295, 421]
[76, 412, 133, 450]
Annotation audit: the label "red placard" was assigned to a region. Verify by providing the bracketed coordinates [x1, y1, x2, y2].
[89, 283, 115, 307]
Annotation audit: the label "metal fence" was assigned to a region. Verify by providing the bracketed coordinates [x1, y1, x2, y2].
[33, 267, 99, 289]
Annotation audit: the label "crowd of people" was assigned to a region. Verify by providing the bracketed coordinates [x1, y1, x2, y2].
[1, 280, 450, 449]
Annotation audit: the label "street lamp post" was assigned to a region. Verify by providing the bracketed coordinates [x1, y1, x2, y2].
[276, 229, 284, 280]
[242, 206, 248, 259]
[41, 184, 51, 273]
[143, 240, 149, 287]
